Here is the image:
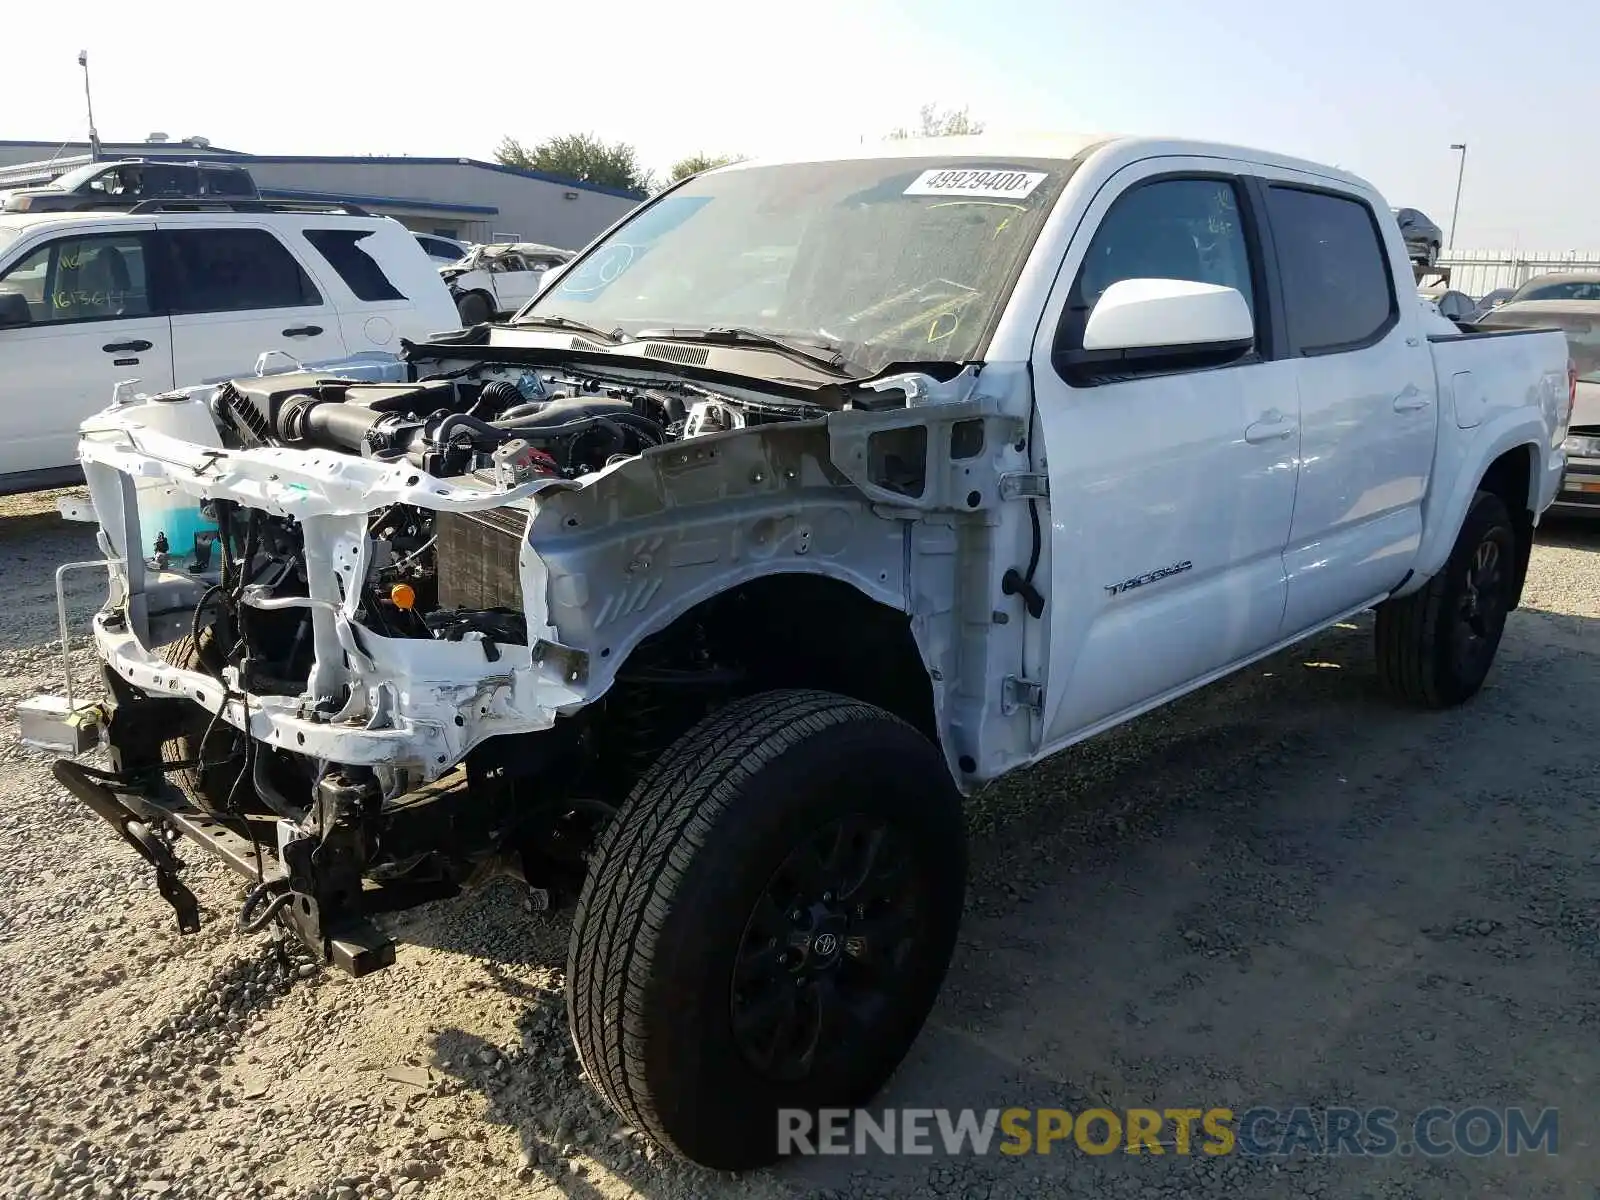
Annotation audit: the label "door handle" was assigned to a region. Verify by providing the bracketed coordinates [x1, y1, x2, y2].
[1393, 387, 1431, 412]
[103, 340, 152, 353]
[1244, 414, 1296, 444]
[281, 325, 323, 337]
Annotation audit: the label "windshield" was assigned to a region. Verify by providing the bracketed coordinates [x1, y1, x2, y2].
[520, 155, 1081, 375]
[48, 162, 111, 192]
[1509, 278, 1600, 303]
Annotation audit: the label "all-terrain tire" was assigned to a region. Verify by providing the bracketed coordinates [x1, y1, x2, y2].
[566, 689, 966, 1171]
[455, 291, 493, 325]
[1374, 490, 1516, 708]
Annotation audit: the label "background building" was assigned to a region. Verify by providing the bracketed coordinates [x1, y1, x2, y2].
[0, 137, 644, 249]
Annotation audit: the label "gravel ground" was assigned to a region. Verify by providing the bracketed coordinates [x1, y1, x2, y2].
[1, 486, 1596, 1200]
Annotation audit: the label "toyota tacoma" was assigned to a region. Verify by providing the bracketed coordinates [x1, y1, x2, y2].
[22, 134, 1574, 1171]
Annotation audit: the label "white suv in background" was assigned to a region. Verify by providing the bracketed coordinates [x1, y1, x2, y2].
[0, 200, 461, 494]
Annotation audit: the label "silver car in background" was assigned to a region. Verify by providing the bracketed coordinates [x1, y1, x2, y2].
[1499, 272, 1600, 304]
[1475, 293, 1600, 516]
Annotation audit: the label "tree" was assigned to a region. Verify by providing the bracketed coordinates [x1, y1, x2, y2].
[888, 103, 986, 140]
[494, 133, 653, 194]
[668, 152, 746, 184]
[493, 135, 537, 169]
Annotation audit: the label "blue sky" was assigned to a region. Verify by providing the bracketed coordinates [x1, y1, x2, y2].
[12, 0, 1593, 248]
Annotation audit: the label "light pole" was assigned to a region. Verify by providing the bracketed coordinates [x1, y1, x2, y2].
[79, 50, 102, 161]
[1447, 142, 1467, 250]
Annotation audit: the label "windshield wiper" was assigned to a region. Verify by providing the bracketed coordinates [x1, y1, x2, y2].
[633, 325, 855, 376]
[512, 313, 628, 344]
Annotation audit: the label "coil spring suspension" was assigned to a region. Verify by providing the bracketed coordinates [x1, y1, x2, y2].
[608, 643, 674, 777]
[604, 623, 736, 782]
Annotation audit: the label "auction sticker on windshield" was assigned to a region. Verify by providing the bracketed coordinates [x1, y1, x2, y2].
[904, 168, 1048, 199]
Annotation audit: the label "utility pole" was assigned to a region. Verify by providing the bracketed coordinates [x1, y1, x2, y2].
[79, 50, 102, 161]
[1448, 142, 1467, 250]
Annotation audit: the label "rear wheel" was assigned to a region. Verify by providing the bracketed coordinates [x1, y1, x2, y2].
[566, 689, 966, 1170]
[1375, 490, 1516, 707]
[456, 291, 493, 325]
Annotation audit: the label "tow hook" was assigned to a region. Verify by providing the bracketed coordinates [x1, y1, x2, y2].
[51, 759, 201, 934]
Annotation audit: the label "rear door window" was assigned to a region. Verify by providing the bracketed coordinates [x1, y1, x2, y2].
[203, 168, 256, 197]
[163, 228, 322, 313]
[144, 164, 199, 198]
[303, 228, 406, 301]
[1266, 186, 1397, 354]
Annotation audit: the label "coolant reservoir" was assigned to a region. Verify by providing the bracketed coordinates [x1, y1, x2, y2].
[137, 483, 220, 564]
[122, 392, 224, 564]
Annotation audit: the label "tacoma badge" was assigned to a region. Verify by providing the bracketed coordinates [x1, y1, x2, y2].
[1106, 560, 1193, 596]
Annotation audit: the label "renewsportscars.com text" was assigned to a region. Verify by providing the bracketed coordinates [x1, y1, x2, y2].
[778, 1106, 1559, 1158]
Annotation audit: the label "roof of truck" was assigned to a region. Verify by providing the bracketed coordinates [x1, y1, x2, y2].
[722, 133, 1371, 191]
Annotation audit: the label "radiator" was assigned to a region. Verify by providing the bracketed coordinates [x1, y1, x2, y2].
[434, 506, 527, 612]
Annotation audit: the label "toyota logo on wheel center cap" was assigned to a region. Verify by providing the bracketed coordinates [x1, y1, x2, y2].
[811, 932, 839, 958]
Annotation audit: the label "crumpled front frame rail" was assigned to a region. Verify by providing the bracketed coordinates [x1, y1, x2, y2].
[77, 367, 1036, 787]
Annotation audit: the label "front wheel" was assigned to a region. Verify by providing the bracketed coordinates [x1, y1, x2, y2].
[1375, 490, 1516, 707]
[159, 629, 249, 813]
[566, 690, 966, 1171]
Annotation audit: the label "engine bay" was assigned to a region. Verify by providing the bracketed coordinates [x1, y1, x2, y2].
[186, 359, 837, 680]
[209, 363, 831, 483]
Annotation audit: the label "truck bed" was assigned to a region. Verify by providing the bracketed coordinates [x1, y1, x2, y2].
[1422, 321, 1571, 536]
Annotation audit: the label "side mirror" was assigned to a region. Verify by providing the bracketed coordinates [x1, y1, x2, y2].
[1060, 278, 1253, 385]
[1084, 277, 1253, 352]
[0, 292, 31, 328]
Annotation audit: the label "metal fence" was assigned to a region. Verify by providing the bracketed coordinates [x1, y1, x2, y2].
[1436, 250, 1600, 297]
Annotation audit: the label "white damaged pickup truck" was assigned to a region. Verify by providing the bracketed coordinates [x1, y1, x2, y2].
[22, 135, 1574, 1170]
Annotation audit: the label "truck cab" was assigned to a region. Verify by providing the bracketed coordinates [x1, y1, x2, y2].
[1, 159, 259, 214]
[1010, 144, 1566, 740]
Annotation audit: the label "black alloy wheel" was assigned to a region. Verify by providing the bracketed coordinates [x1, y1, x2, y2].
[731, 814, 923, 1083]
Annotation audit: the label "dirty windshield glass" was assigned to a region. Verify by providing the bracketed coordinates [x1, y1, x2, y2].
[520, 156, 1081, 375]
